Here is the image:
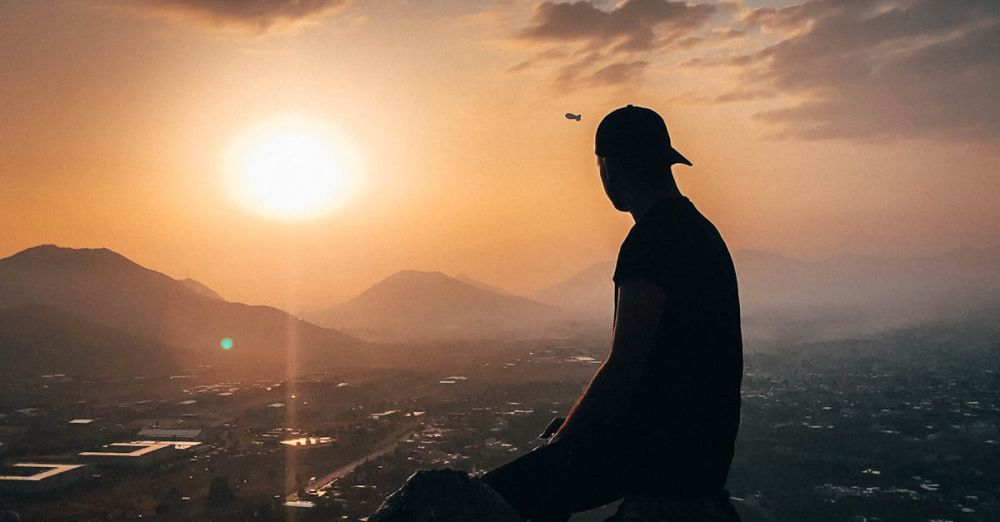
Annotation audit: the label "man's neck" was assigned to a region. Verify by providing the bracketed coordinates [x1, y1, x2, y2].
[628, 185, 684, 223]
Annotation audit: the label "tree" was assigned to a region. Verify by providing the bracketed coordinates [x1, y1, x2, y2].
[207, 476, 235, 506]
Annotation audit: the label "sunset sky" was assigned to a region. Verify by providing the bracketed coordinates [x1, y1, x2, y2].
[2, 0, 997, 311]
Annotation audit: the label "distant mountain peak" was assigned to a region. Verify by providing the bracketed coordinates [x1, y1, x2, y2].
[311, 268, 565, 340]
[366, 270, 458, 292]
[3, 244, 138, 268]
[0, 243, 356, 375]
[384, 269, 451, 281]
[453, 273, 517, 296]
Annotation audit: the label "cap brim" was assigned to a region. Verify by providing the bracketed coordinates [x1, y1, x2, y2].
[669, 147, 693, 167]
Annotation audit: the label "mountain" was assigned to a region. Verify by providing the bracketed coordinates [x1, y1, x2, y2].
[311, 270, 566, 341]
[0, 304, 184, 378]
[531, 248, 1000, 346]
[453, 274, 516, 296]
[733, 247, 1000, 311]
[733, 247, 1000, 345]
[0, 245, 358, 375]
[530, 260, 615, 321]
[178, 277, 224, 301]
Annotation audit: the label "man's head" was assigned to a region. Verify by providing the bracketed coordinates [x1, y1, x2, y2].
[595, 105, 691, 212]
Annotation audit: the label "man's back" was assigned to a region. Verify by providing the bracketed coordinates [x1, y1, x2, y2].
[612, 196, 743, 496]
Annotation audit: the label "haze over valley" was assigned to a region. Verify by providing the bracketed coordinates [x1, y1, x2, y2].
[3, 242, 998, 380]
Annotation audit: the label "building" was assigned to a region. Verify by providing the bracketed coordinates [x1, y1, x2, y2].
[131, 440, 204, 451]
[0, 463, 86, 494]
[280, 436, 335, 449]
[79, 442, 176, 467]
[137, 428, 202, 441]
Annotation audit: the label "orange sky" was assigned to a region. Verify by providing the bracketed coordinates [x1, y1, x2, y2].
[2, 1, 997, 311]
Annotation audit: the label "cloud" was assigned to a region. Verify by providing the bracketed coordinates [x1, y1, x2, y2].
[589, 60, 650, 86]
[122, 0, 348, 34]
[731, 0, 1000, 142]
[520, 0, 716, 51]
[506, 47, 569, 73]
[512, 0, 717, 87]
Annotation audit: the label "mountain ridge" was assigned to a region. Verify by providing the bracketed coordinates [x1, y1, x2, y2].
[0, 244, 359, 376]
[311, 269, 565, 341]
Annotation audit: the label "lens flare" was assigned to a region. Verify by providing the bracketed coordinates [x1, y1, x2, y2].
[220, 337, 234, 350]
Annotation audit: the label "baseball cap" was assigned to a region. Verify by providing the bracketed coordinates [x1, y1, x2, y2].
[595, 104, 692, 167]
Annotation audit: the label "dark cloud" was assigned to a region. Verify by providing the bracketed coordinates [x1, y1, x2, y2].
[679, 53, 752, 68]
[552, 50, 606, 87]
[712, 89, 773, 103]
[513, 0, 717, 87]
[734, 0, 1000, 142]
[125, 0, 348, 33]
[520, 0, 716, 51]
[665, 88, 774, 105]
[589, 60, 650, 86]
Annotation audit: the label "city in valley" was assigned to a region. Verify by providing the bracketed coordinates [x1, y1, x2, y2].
[1, 287, 998, 521]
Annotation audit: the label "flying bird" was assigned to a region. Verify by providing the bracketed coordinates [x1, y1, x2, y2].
[565, 113, 582, 122]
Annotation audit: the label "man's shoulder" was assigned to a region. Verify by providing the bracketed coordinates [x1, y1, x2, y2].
[618, 209, 705, 258]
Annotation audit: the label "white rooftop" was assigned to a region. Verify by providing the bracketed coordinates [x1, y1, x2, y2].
[131, 440, 203, 450]
[79, 442, 172, 458]
[0, 463, 85, 482]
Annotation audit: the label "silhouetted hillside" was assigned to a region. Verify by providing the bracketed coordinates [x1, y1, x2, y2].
[0, 245, 359, 375]
[530, 260, 615, 321]
[312, 270, 565, 341]
[178, 277, 225, 301]
[0, 304, 184, 377]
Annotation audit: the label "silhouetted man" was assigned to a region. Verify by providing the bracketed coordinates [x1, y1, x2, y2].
[481, 105, 743, 521]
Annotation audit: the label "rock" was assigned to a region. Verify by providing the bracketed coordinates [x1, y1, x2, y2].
[369, 469, 741, 522]
[369, 469, 523, 522]
[605, 496, 740, 522]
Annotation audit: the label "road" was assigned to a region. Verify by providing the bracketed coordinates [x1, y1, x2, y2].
[286, 421, 420, 503]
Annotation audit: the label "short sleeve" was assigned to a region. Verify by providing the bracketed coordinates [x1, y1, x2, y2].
[612, 225, 680, 294]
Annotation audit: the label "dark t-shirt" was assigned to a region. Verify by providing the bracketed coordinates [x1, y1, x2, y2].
[612, 196, 743, 495]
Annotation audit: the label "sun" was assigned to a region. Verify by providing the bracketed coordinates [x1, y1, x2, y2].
[223, 115, 362, 221]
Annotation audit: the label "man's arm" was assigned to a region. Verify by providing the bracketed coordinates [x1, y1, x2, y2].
[551, 277, 666, 442]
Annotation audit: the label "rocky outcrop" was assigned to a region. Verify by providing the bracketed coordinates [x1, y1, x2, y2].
[606, 496, 740, 521]
[369, 469, 741, 521]
[368, 469, 522, 522]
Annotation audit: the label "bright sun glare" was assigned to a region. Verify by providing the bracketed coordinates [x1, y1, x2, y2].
[223, 115, 361, 221]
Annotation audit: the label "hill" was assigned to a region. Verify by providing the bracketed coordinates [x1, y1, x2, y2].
[0, 245, 359, 375]
[453, 273, 517, 296]
[0, 304, 185, 378]
[530, 248, 1000, 346]
[311, 270, 566, 341]
[734, 248, 1000, 344]
[530, 260, 615, 321]
[178, 277, 225, 301]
